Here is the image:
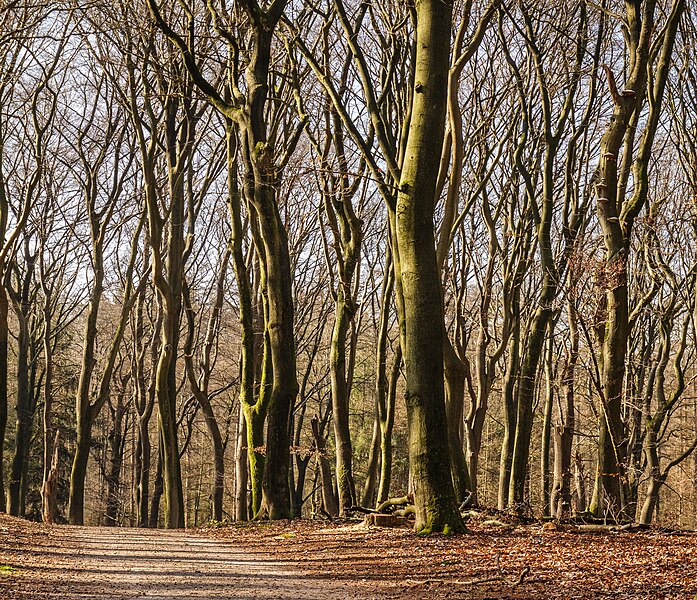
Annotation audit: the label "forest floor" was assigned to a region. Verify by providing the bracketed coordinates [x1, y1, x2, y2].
[0, 513, 695, 599]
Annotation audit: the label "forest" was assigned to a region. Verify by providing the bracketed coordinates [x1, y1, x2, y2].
[0, 0, 696, 544]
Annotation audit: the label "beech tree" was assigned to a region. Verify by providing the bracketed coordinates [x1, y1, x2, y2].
[590, 0, 685, 519]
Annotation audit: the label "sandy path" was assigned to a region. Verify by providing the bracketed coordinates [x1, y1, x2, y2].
[0, 522, 369, 599]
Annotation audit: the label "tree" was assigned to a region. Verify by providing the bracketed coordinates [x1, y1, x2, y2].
[393, 0, 464, 533]
[590, 0, 685, 519]
[148, 0, 305, 519]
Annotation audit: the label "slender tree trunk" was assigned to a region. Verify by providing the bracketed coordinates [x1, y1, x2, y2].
[149, 443, 163, 528]
[540, 333, 554, 517]
[42, 431, 59, 524]
[0, 286, 7, 513]
[509, 288, 554, 511]
[105, 394, 127, 526]
[377, 345, 401, 505]
[8, 309, 32, 516]
[235, 408, 248, 521]
[499, 318, 520, 510]
[361, 415, 380, 508]
[364, 247, 397, 508]
[311, 415, 338, 517]
[639, 434, 662, 525]
[40, 251, 56, 523]
[136, 416, 151, 527]
[330, 297, 357, 514]
[553, 303, 577, 518]
[444, 341, 471, 503]
[574, 452, 587, 513]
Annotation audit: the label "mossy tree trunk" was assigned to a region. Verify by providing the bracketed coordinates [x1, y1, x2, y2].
[395, 0, 463, 534]
[149, 0, 301, 520]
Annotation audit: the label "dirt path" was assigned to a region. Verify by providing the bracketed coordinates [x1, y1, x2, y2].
[0, 518, 367, 599]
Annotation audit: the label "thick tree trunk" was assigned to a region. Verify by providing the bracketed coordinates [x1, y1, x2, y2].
[156, 339, 184, 528]
[590, 0, 684, 519]
[591, 282, 629, 519]
[395, 0, 463, 534]
[254, 190, 298, 520]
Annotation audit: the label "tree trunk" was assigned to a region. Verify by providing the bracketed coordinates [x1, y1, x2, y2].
[395, 0, 463, 534]
[311, 415, 338, 517]
[509, 292, 554, 511]
[377, 345, 401, 505]
[361, 415, 380, 508]
[574, 452, 587, 513]
[639, 436, 662, 526]
[330, 296, 357, 514]
[552, 300, 577, 518]
[42, 430, 60, 524]
[0, 286, 7, 513]
[499, 302, 520, 510]
[444, 341, 471, 503]
[235, 408, 248, 521]
[135, 415, 151, 527]
[8, 306, 32, 517]
[105, 393, 127, 526]
[69, 415, 92, 525]
[540, 333, 554, 517]
[149, 444, 163, 528]
[254, 194, 298, 520]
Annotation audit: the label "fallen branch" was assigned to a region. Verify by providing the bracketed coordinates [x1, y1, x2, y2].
[377, 494, 413, 513]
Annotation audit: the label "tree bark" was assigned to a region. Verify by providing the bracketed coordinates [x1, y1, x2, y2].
[311, 414, 338, 517]
[395, 0, 463, 534]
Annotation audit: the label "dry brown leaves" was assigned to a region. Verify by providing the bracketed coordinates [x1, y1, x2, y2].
[205, 519, 697, 599]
